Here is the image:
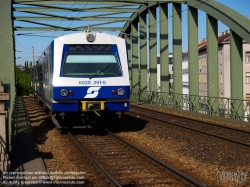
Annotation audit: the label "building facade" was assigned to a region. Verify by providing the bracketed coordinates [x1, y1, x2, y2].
[197, 30, 250, 100]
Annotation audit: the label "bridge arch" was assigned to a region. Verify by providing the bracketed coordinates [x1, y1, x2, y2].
[119, 0, 250, 118]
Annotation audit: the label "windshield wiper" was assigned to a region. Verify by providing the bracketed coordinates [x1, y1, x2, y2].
[89, 65, 111, 79]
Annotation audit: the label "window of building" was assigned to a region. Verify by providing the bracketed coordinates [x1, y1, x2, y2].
[220, 72, 223, 84]
[220, 52, 223, 65]
[204, 73, 207, 83]
[220, 93, 224, 98]
[246, 94, 250, 99]
[204, 56, 207, 67]
[246, 94, 250, 105]
[246, 52, 250, 63]
[199, 73, 201, 83]
[246, 72, 250, 84]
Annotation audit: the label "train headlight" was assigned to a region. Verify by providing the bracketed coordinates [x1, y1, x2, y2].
[61, 89, 68, 97]
[117, 88, 124, 96]
[86, 34, 95, 42]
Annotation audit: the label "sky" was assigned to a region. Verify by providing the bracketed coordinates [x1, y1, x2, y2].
[14, 0, 250, 66]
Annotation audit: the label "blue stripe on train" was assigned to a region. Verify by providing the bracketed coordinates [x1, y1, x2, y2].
[53, 86, 130, 100]
[51, 102, 130, 112]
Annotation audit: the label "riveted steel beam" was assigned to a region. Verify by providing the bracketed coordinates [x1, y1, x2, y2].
[188, 6, 198, 111]
[159, 3, 169, 93]
[131, 19, 139, 90]
[14, 27, 122, 31]
[14, 0, 187, 3]
[206, 14, 218, 115]
[149, 6, 157, 92]
[18, 19, 125, 29]
[139, 12, 147, 91]
[15, 16, 130, 21]
[230, 30, 243, 119]
[14, 7, 140, 13]
[206, 14, 218, 98]
[124, 26, 132, 86]
[172, 3, 182, 95]
[15, 1, 144, 6]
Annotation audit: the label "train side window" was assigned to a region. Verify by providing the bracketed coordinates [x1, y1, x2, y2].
[45, 60, 49, 80]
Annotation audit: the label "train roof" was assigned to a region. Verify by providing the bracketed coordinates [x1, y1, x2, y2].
[53, 32, 124, 45]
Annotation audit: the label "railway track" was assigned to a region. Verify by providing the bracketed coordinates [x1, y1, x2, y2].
[129, 106, 250, 147]
[68, 128, 205, 187]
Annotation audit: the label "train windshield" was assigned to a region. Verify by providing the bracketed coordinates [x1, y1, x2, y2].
[62, 53, 121, 77]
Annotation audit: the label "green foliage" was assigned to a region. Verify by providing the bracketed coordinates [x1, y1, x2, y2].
[15, 67, 32, 96]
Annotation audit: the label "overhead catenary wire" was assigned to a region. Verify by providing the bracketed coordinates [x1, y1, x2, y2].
[15, 34, 57, 38]
[44, 0, 77, 50]
[14, 32, 56, 55]
[16, 50, 40, 56]
[14, 0, 213, 66]
[17, 0, 210, 42]
[16, 0, 91, 63]
[15, 39, 33, 50]
[59, 0, 91, 37]
[14, 31, 54, 36]
[42, 0, 90, 52]
[16, 0, 211, 56]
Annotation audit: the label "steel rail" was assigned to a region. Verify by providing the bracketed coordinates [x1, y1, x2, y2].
[68, 132, 122, 187]
[132, 104, 250, 134]
[106, 129, 206, 187]
[129, 107, 250, 147]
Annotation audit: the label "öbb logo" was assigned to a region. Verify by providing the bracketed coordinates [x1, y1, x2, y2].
[84, 87, 101, 98]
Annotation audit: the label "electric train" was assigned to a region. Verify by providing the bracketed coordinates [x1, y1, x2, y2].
[31, 30, 130, 127]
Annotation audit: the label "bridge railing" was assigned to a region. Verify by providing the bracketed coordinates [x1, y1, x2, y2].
[130, 89, 250, 122]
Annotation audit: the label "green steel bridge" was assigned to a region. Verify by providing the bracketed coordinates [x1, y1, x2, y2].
[0, 0, 250, 163]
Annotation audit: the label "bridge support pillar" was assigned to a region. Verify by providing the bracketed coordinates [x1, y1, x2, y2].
[188, 6, 199, 111]
[230, 30, 243, 119]
[131, 19, 139, 90]
[159, 3, 169, 93]
[0, 82, 11, 171]
[0, 0, 16, 160]
[149, 6, 157, 92]
[139, 12, 147, 91]
[207, 14, 218, 115]
[172, 3, 183, 108]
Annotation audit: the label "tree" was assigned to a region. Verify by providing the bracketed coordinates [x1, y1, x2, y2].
[15, 67, 32, 96]
[24, 61, 28, 68]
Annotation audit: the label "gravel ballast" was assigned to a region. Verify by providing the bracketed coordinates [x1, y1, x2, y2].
[23, 97, 250, 187]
